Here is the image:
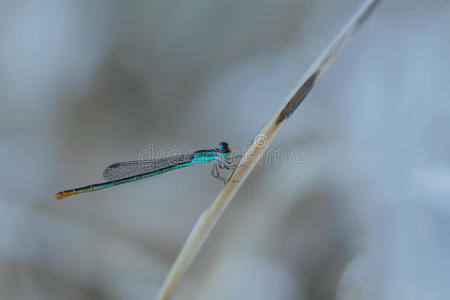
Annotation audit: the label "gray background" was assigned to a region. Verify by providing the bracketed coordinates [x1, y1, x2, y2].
[1, 1, 449, 299]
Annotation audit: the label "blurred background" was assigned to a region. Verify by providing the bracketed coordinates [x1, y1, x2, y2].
[1, 0, 449, 299]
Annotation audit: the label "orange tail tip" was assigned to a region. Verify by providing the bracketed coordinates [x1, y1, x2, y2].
[55, 190, 76, 199]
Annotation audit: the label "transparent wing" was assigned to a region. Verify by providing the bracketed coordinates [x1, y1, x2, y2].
[103, 153, 195, 180]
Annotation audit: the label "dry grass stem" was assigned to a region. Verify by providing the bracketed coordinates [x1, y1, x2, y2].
[156, 1, 381, 299]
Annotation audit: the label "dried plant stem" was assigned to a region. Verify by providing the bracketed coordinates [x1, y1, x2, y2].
[156, 1, 381, 299]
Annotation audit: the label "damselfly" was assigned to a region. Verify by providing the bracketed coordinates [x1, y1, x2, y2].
[55, 142, 239, 199]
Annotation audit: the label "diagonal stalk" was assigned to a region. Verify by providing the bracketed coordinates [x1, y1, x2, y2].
[156, 1, 381, 299]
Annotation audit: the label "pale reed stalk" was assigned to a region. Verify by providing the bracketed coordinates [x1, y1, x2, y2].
[156, 1, 381, 299]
